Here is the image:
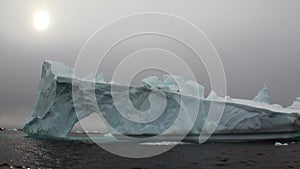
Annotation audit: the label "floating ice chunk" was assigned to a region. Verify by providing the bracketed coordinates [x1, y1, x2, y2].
[76, 130, 82, 134]
[274, 142, 282, 146]
[103, 133, 116, 140]
[254, 84, 272, 104]
[274, 142, 288, 146]
[140, 141, 185, 146]
[103, 133, 113, 137]
[109, 81, 118, 85]
[7, 128, 18, 131]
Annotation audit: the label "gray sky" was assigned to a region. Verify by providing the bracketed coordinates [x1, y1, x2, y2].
[0, 0, 300, 129]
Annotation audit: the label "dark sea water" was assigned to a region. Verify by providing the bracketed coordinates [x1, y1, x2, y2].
[1, 131, 300, 169]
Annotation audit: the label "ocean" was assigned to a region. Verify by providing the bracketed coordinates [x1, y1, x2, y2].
[1, 131, 300, 169]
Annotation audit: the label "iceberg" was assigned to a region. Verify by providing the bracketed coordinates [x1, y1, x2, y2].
[23, 60, 300, 141]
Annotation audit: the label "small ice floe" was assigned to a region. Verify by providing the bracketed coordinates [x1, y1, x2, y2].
[92, 130, 98, 133]
[76, 130, 82, 134]
[85, 130, 90, 134]
[274, 142, 288, 147]
[140, 141, 185, 146]
[103, 133, 113, 137]
[7, 128, 18, 131]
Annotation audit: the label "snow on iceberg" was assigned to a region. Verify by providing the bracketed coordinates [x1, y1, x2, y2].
[23, 60, 300, 140]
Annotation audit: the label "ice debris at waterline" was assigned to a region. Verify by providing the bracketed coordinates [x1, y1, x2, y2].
[274, 142, 288, 147]
[23, 60, 300, 140]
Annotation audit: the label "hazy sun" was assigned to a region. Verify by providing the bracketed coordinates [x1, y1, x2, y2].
[34, 10, 49, 31]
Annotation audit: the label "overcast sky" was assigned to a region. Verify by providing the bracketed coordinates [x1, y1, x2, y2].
[0, 0, 300, 129]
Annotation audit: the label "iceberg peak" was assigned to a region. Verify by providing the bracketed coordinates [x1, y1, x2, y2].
[253, 84, 272, 104]
[207, 90, 218, 100]
[42, 60, 75, 78]
[95, 73, 105, 83]
[289, 97, 300, 110]
[82, 72, 95, 81]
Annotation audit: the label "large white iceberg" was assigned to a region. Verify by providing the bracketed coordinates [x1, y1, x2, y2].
[23, 61, 300, 140]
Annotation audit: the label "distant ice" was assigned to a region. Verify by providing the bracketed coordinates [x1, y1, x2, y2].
[140, 141, 185, 146]
[103, 133, 113, 137]
[274, 142, 288, 146]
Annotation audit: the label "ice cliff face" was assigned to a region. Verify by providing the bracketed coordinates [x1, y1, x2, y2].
[23, 61, 300, 138]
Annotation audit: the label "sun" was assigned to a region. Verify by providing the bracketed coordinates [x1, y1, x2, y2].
[34, 10, 49, 31]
